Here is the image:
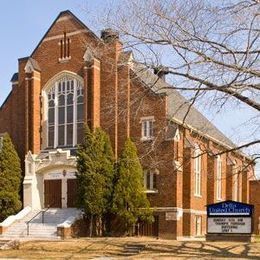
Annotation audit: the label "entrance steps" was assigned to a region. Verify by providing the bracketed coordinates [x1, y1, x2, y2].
[0, 208, 81, 240]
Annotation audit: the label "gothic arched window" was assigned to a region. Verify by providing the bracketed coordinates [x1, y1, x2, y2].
[47, 75, 84, 148]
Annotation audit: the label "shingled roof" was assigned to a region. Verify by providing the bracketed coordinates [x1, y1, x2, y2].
[132, 63, 237, 149]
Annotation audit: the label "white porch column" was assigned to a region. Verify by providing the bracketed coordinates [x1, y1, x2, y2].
[62, 178, 67, 208]
[23, 151, 42, 210]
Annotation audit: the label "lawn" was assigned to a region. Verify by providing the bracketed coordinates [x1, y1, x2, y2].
[0, 237, 260, 259]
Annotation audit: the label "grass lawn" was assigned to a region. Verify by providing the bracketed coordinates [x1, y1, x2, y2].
[0, 237, 260, 259]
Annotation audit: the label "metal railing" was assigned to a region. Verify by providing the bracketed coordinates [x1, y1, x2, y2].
[26, 204, 54, 236]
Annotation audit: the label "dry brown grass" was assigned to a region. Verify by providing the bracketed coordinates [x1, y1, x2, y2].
[0, 237, 260, 259]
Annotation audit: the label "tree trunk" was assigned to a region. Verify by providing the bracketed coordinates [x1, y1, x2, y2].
[98, 216, 102, 236]
[89, 215, 93, 237]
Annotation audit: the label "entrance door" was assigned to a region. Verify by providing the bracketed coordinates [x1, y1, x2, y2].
[67, 179, 77, 207]
[44, 179, 62, 208]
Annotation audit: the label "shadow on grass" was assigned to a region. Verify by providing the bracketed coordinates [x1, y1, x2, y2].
[62, 238, 260, 259]
[143, 241, 259, 259]
[3, 238, 260, 259]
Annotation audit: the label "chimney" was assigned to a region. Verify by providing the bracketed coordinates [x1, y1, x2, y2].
[101, 28, 119, 43]
[154, 66, 169, 81]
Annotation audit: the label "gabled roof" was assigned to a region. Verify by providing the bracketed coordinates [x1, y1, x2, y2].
[31, 10, 101, 57]
[132, 63, 237, 149]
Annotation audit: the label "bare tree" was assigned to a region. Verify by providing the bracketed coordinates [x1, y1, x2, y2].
[102, 0, 259, 169]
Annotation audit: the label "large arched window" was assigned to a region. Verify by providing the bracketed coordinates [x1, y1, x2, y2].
[47, 74, 84, 148]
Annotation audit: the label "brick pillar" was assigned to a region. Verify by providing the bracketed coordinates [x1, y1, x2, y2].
[29, 70, 41, 154]
[242, 169, 249, 203]
[175, 128, 184, 238]
[24, 70, 41, 154]
[90, 59, 100, 129]
[84, 58, 100, 129]
[117, 62, 131, 153]
[100, 41, 122, 159]
[83, 65, 88, 126]
[249, 180, 260, 234]
[24, 72, 31, 154]
[182, 140, 192, 236]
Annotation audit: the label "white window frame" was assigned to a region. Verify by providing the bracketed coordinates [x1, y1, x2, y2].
[216, 155, 222, 201]
[140, 116, 155, 141]
[144, 169, 158, 193]
[194, 146, 202, 197]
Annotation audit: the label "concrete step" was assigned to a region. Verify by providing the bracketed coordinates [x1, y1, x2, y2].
[1, 208, 81, 240]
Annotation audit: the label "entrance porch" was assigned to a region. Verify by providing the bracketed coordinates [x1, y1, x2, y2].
[23, 149, 78, 210]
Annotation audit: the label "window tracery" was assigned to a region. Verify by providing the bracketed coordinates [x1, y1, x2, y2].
[47, 75, 84, 148]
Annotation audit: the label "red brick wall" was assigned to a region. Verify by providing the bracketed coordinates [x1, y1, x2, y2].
[129, 79, 172, 207]
[117, 61, 130, 154]
[0, 58, 28, 161]
[249, 180, 260, 234]
[100, 41, 122, 159]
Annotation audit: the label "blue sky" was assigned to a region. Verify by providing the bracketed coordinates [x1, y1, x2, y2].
[0, 1, 259, 176]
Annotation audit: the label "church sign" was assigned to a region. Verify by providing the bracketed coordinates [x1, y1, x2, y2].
[207, 201, 254, 234]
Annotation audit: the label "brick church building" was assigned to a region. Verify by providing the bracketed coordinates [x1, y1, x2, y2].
[0, 10, 255, 239]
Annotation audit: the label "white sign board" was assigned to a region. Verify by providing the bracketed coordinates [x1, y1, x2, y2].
[207, 217, 251, 234]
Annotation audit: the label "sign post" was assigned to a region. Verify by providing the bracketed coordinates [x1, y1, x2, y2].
[206, 200, 254, 242]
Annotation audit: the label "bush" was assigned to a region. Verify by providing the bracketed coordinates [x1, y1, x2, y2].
[112, 139, 153, 233]
[0, 191, 22, 222]
[0, 133, 22, 221]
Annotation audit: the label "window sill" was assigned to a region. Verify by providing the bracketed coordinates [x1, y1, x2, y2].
[194, 194, 202, 198]
[140, 137, 155, 142]
[59, 57, 71, 63]
[144, 189, 158, 194]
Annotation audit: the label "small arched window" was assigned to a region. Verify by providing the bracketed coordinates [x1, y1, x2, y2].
[47, 75, 84, 148]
